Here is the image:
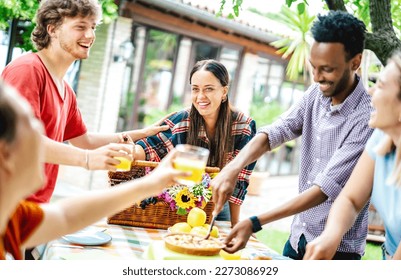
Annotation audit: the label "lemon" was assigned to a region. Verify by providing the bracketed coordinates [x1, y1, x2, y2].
[219, 249, 242, 260]
[190, 226, 208, 236]
[203, 224, 219, 238]
[170, 222, 192, 233]
[187, 207, 206, 227]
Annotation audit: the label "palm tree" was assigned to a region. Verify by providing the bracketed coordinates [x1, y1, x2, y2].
[265, 5, 316, 82]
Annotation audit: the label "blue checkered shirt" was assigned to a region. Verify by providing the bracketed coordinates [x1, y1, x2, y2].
[136, 109, 257, 205]
[259, 76, 374, 255]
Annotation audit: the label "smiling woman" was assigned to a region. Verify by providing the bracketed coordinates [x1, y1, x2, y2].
[133, 59, 257, 226]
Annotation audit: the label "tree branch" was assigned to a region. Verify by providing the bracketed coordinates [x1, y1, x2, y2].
[369, 0, 393, 33]
[323, 0, 401, 65]
[366, 0, 401, 64]
[324, 0, 346, 11]
[365, 32, 401, 65]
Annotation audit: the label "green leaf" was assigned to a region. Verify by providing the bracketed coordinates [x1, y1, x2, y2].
[177, 207, 187, 215]
[297, 3, 305, 14]
[233, 5, 239, 17]
[286, 0, 295, 7]
[266, 4, 315, 81]
[216, 0, 226, 18]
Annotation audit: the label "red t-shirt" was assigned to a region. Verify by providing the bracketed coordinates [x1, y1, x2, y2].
[0, 201, 44, 260]
[1, 53, 87, 202]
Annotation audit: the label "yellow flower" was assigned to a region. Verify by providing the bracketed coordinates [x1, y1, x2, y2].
[175, 188, 196, 209]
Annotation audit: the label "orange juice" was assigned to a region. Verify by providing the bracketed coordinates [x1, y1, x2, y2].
[114, 157, 132, 171]
[173, 157, 206, 185]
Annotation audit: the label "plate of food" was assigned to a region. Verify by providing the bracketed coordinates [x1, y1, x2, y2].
[163, 232, 224, 256]
[62, 230, 112, 246]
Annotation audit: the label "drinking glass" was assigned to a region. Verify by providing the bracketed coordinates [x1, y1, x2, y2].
[114, 156, 132, 171]
[173, 144, 209, 186]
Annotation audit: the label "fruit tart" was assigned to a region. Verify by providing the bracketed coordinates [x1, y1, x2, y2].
[163, 233, 224, 256]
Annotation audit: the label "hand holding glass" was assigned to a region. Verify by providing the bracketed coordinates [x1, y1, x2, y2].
[173, 144, 209, 185]
[114, 156, 132, 171]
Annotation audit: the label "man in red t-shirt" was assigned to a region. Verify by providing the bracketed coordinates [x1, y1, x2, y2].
[1, 0, 168, 204]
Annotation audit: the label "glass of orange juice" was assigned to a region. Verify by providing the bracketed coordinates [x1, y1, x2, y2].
[114, 156, 132, 171]
[173, 144, 209, 186]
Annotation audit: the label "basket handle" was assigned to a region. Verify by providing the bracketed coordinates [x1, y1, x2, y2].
[133, 160, 220, 174]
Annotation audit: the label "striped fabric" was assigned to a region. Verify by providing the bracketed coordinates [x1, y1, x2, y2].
[258, 75, 374, 255]
[136, 109, 257, 205]
[42, 220, 283, 260]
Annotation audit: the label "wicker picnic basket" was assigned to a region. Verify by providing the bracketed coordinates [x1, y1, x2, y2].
[107, 160, 219, 229]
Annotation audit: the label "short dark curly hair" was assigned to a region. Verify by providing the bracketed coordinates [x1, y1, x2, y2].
[311, 11, 366, 61]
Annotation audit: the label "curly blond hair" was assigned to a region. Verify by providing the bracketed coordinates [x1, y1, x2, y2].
[31, 0, 102, 50]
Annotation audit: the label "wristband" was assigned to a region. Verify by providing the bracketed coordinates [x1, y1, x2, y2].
[249, 216, 262, 233]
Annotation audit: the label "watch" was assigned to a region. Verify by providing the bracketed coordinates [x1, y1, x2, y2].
[249, 216, 262, 233]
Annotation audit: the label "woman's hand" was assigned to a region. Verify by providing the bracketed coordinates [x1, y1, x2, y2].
[143, 149, 190, 194]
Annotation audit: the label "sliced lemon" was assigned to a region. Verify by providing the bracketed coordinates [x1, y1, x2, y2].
[219, 249, 242, 260]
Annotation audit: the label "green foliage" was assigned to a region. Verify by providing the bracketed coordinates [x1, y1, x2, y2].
[100, 0, 118, 24]
[0, 0, 118, 51]
[362, 242, 382, 260]
[343, 0, 401, 35]
[0, 0, 38, 30]
[250, 101, 285, 129]
[143, 103, 183, 126]
[224, 0, 401, 36]
[144, 95, 284, 128]
[255, 228, 289, 254]
[266, 5, 315, 81]
[217, 0, 244, 18]
[0, 0, 38, 51]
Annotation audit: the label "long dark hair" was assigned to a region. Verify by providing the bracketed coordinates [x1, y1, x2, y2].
[187, 59, 234, 168]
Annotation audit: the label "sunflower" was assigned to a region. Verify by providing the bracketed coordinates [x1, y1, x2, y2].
[175, 187, 196, 209]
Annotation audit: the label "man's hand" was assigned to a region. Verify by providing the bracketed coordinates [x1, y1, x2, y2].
[223, 218, 253, 253]
[86, 143, 133, 171]
[129, 111, 177, 140]
[145, 111, 177, 136]
[152, 111, 176, 126]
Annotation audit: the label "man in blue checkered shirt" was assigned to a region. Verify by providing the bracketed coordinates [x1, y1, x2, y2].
[214, 11, 374, 260]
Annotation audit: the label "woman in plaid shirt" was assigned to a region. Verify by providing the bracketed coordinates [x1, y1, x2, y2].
[134, 59, 256, 226]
